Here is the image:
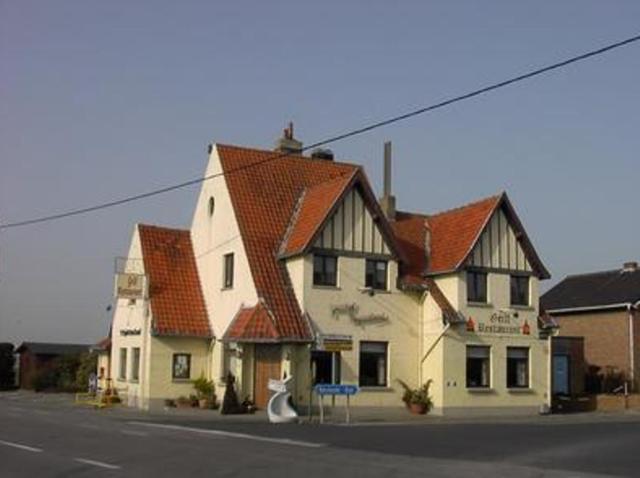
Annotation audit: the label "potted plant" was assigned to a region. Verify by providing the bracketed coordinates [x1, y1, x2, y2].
[398, 379, 433, 415]
[192, 375, 216, 409]
[176, 395, 192, 408]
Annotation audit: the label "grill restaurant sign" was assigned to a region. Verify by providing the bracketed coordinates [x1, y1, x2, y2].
[467, 311, 530, 336]
[115, 273, 145, 299]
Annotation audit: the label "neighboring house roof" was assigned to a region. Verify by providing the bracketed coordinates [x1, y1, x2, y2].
[16, 342, 90, 355]
[91, 337, 112, 352]
[541, 266, 640, 312]
[138, 224, 212, 338]
[223, 302, 280, 342]
[217, 144, 368, 342]
[392, 192, 549, 280]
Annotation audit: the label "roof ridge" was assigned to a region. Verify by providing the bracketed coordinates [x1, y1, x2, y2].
[215, 143, 363, 170]
[565, 268, 631, 279]
[138, 223, 189, 234]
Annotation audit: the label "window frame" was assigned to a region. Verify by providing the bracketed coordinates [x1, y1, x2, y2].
[506, 347, 530, 389]
[365, 259, 388, 291]
[223, 253, 234, 289]
[119, 347, 127, 381]
[131, 347, 140, 382]
[466, 345, 491, 389]
[311, 350, 342, 385]
[172, 353, 192, 380]
[313, 254, 338, 287]
[510, 275, 530, 306]
[358, 341, 388, 387]
[467, 270, 488, 303]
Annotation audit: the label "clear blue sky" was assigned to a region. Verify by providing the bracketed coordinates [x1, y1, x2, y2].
[1, 1, 639, 345]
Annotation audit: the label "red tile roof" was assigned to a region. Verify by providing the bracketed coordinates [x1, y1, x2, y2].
[92, 337, 112, 351]
[280, 171, 357, 257]
[217, 144, 360, 341]
[223, 302, 280, 342]
[138, 224, 212, 338]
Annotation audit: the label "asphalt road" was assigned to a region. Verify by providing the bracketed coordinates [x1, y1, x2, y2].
[1, 393, 639, 477]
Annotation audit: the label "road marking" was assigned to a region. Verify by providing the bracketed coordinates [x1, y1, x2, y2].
[0, 440, 43, 453]
[121, 429, 149, 437]
[74, 458, 121, 470]
[129, 422, 326, 448]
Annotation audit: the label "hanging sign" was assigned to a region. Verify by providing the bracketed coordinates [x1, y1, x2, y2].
[115, 273, 145, 299]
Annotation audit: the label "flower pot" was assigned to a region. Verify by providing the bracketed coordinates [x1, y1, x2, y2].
[198, 398, 210, 409]
[409, 402, 427, 415]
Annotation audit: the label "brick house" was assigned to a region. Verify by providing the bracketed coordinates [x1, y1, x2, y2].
[541, 262, 640, 391]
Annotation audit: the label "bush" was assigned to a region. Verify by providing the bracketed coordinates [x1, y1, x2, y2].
[0, 343, 16, 390]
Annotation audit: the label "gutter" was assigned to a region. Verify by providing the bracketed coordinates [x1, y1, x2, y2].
[546, 302, 632, 314]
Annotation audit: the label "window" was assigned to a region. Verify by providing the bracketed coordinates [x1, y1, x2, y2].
[507, 347, 529, 388]
[223, 253, 234, 289]
[359, 341, 387, 387]
[119, 348, 127, 380]
[313, 254, 337, 286]
[510, 275, 529, 306]
[466, 345, 490, 388]
[172, 353, 191, 380]
[208, 196, 215, 217]
[311, 351, 341, 385]
[131, 347, 140, 382]
[365, 259, 388, 290]
[467, 271, 487, 303]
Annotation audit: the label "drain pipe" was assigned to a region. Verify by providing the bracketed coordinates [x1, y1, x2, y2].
[629, 303, 636, 392]
[421, 322, 451, 367]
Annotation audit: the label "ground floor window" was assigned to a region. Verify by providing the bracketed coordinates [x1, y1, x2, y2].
[131, 347, 140, 382]
[359, 341, 387, 387]
[119, 348, 127, 380]
[311, 351, 341, 385]
[507, 347, 529, 388]
[172, 353, 191, 380]
[466, 345, 490, 388]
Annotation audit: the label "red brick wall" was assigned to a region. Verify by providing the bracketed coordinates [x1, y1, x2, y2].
[556, 310, 631, 381]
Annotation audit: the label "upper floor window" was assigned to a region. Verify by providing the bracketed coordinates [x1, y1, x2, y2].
[131, 347, 140, 382]
[223, 253, 234, 289]
[208, 196, 215, 217]
[467, 271, 487, 303]
[510, 275, 529, 306]
[119, 348, 127, 381]
[365, 259, 388, 290]
[313, 254, 337, 287]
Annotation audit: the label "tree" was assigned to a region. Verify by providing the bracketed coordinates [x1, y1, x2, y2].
[0, 343, 16, 390]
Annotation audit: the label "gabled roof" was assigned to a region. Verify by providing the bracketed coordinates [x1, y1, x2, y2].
[392, 192, 549, 282]
[223, 302, 280, 342]
[541, 265, 640, 312]
[217, 144, 364, 342]
[138, 224, 212, 338]
[16, 342, 89, 355]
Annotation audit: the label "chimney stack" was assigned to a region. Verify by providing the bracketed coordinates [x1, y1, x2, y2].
[379, 141, 396, 220]
[275, 121, 303, 154]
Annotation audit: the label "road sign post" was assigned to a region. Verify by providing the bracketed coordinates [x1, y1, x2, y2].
[314, 384, 359, 425]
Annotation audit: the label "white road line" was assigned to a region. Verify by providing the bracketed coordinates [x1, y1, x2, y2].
[74, 458, 121, 470]
[121, 429, 149, 437]
[129, 422, 326, 448]
[0, 439, 43, 453]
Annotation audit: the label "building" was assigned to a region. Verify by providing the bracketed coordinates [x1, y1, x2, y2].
[91, 337, 112, 391]
[16, 342, 90, 389]
[541, 261, 640, 392]
[109, 128, 554, 415]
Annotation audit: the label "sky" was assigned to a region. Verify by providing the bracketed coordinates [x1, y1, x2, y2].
[1, 1, 639, 345]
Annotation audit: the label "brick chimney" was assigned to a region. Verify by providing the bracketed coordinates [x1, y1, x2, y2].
[275, 122, 303, 154]
[379, 141, 396, 220]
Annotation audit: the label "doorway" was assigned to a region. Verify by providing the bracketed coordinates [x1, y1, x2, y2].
[254, 345, 281, 408]
[553, 354, 571, 395]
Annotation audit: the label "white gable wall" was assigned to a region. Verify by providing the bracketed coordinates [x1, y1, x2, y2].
[190, 145, 259, 338]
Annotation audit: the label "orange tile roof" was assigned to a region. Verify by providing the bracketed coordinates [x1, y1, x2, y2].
[280, 171, 357, 257]
[223, 302, 280, 342]
[217, 144, 359, 341]
[138, 224, 212, 338]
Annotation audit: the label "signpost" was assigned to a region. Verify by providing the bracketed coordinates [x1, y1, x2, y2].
[314, 384, 358, 424]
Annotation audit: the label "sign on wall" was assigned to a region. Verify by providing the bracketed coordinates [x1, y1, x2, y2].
[317, 334, 353, 352]
[466, 311, 531, 336]
[114, 273, 145, 299]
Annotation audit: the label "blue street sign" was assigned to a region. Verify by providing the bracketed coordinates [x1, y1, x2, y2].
[314, 384, 359, 396]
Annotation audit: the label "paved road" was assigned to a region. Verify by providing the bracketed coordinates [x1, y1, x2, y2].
[1, 393, 639, 477]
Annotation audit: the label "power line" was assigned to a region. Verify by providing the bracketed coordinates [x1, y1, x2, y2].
[2, 33, 639, 231]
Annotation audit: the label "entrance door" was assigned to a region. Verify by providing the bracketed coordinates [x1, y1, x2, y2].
[553, 354, 570, 395]
[254, 345, 281, 408]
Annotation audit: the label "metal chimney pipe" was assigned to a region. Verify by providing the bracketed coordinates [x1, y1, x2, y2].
[383, 141, 392, 198]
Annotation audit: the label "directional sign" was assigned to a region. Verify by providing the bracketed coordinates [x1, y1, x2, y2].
[314, 384, 359, 396]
